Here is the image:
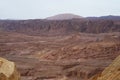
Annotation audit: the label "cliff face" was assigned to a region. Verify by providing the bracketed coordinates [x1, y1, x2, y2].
[0, 19, 120, 36]
[0, 57, 20, 80]
[91, 55, 120, 80]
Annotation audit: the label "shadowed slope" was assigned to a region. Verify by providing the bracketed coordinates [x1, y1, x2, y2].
[91, 55, 120, 80]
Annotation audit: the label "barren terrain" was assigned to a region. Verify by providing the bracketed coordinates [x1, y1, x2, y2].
[0, 31, 119, 80]
[0, 17, 120, 80]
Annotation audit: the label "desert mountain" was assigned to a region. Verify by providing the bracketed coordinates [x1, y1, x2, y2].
[46, 13, 83, 20]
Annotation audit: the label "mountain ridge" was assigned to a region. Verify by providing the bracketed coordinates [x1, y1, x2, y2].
[0, 14, 120, 36]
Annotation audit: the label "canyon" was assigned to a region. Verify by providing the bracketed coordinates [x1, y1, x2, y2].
[0, 14, 120, 80]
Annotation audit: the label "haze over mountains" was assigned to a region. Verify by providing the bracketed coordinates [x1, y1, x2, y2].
[45, 13, 120, 20]
[46, 13, 84, 20]
[0, 13, 120, 36]
[87, 15, 120, 20]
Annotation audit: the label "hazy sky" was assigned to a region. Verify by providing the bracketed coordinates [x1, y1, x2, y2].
[0, 0, 120, 19]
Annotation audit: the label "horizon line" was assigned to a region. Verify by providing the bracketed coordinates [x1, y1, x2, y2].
[0, 14, 120, 20]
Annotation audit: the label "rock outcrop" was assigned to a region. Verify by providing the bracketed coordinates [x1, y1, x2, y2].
[0, 57, 20, 80]
[91, 55, 120, 80]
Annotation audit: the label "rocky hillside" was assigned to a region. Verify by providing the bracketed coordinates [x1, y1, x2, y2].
[0, 57, 20, 80]
[91, 55, 120, 80]
[0, 18, 120, 36]
[41, 38, 120, 60]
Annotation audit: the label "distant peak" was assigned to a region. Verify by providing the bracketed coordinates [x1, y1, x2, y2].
[46, 13, 84, 20]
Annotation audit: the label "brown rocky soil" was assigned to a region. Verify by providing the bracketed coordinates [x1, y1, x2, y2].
[0, 31, 120, 80]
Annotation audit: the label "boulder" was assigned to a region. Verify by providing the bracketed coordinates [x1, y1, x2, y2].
[0, 57, 20, 80]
